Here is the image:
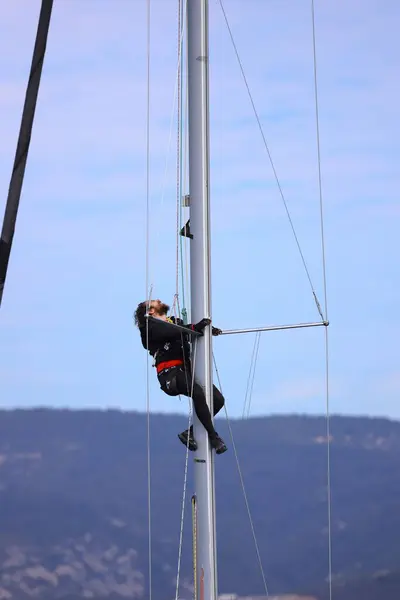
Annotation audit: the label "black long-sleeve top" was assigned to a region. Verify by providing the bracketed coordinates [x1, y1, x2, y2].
[139, 316, 195, 367]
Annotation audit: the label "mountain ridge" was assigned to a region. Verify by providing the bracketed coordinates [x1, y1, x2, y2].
[0, 408, 399, 599]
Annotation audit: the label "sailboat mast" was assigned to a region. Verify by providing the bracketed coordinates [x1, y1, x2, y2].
[187, 0, 218, 599]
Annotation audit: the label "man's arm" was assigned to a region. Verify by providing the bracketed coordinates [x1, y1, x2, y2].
[171, 316, 222, 336]
[145, 316, 208, 344]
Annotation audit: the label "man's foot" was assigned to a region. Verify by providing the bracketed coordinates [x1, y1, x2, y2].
[178, 428, 198, 451]
[210, 433, 227, 455]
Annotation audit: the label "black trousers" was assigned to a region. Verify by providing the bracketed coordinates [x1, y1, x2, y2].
[158, 366, 224, 438]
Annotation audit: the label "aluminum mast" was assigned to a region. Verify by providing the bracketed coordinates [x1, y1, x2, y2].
[187, 0, 218, 598]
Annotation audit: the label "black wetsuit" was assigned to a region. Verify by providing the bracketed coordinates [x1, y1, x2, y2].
[139, 316, 224, 439]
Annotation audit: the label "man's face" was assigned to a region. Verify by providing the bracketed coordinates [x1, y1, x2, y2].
[148, 299, 170, 316]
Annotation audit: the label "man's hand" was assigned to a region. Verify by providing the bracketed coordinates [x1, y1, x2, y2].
[212, 326, 222, 336]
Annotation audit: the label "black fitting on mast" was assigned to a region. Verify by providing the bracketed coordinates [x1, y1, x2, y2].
[180, 219, 193, 239]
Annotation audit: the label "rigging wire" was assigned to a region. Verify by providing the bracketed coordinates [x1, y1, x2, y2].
[180, 9, 191, 320]
[311, 0, 329, 323]
[247, 333, 261, 418]
[145, 0, 152, 599]
[322, 326, 332, 599]
[175, 0, 183, 299]
[150, 0, 188, 294]
[217, 0, 325, 322]
[213, 355, 270, 597]
[145, 0, 189, 312]
[242, 332, 261, 419]
[175, 338, 198, 600]
[173, 7, 194, 585]
[145, 2, 331, 599]
[216, 3, 332, 596]
[310, 1, 332, 598]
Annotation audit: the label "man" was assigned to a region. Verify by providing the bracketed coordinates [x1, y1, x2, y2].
[134, 299, 227, 455]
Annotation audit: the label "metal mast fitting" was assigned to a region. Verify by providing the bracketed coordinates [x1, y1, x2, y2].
[221, 320, 329, 336]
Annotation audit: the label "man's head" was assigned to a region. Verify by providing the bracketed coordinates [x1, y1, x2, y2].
[134, 299, 170, 327]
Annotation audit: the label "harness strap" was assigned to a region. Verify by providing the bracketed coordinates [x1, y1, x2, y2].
[156, 359, 183, 374]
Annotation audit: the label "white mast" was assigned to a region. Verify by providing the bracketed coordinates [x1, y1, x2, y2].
[187, 0, 218, 599]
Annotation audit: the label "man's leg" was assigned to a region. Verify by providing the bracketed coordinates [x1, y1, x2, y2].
[175, 369, 217, 437]
[175, 369, 227, 454]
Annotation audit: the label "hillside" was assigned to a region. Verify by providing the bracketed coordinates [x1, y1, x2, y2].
[0, 409, 399, 599]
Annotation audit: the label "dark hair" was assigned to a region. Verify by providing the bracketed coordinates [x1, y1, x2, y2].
[134, 301, 148, 327]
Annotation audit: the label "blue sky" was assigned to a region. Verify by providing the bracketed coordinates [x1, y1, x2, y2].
[0, 0, 399, 420]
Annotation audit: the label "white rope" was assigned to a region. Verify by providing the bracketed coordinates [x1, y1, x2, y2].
[213, 355, 270, 597]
